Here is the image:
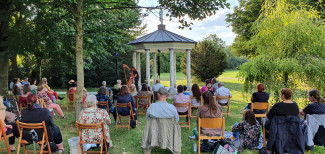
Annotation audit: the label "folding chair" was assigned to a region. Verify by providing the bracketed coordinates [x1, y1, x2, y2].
[66, 91, 76, 110]
[0, 119, 12, 154]
[76, 122, 107, 154]
[16, 120, 51, 154]
[152, 92, 158, 103]
[116, 102, 135, 130]
[97, 101, 110, 115]
[173, 102, 191, 130]
[197, 117, 225, 154]
[190, 96, 201, 118]
[251, 102, 269, 124]
[135, 95, 151, 115]
[216, 96, 231, 116]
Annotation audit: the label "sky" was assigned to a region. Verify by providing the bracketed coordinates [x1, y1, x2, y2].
[137, 0, 239, 46]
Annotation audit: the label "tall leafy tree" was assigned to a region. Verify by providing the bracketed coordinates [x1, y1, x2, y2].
[239, 0, 325, 103]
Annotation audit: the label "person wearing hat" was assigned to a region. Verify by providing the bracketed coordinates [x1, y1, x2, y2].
[67, 80, 75, 90]
[214, 81, 232, 105]
[146, 87, 179, 122]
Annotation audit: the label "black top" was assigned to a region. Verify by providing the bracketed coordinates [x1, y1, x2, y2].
[303, 102, 325, 115]
[133, 70, 139, 81]
[252, 92, 269, 102]
[267, 102, 299, 121]
[20, 108, 54, 143]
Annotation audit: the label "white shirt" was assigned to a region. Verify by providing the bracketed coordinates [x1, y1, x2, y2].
[214, 86, 232, 104]
[152, 83, 164, 92]
[146, 101, 179, 122]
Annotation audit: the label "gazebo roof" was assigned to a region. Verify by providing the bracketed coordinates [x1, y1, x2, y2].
[127, 25, 196, 53]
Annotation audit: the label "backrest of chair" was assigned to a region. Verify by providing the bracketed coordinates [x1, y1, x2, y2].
[76, 121, 105, 143]
[251, 102, 269, 111]
[173, 102, 190, 108]
[137, 95, 150, 105]
[198, 117, 225, 129]
[216, 96, 230, 100]
[116, 102, 132, 109]
[97, 101, 108, 106]
[153, 92, 158, 101]
[190, 96, 197, 100]
[16, 120, 48, 142]
[0, 119, 6, 140]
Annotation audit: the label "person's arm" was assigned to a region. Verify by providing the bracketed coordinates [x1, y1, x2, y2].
[228, 89, 232, 98]
[47, 110, 55, 127]
[300, 104, 310, 116]
[172, 106, 179, 122]
[232, 121, 243, 131]
[130, 95, 136, 109]
[267, 103, 278, 120]
[251, 93, 254, 103]
[103, 110, 111, 125]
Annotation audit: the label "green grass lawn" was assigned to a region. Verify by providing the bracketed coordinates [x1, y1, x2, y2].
[2, 69, 324, 153]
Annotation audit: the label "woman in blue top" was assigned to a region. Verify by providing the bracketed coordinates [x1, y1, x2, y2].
[116, 85, 138, 124]
[96, 87, 116, 122]
[300, 89, 325, 116]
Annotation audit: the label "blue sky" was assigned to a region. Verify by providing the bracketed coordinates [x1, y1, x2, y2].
[137, 0, 239, 45]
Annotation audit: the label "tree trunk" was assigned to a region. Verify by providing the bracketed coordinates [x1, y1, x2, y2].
[0, 55, 9, 96]
[75, 0, 84, 120]
[10, 54, 18, 78]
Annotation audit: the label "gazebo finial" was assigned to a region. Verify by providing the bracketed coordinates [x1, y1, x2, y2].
[159, 8, 163, 25]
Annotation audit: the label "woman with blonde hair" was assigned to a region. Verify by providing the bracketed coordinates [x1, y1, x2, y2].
[129, 84, 138, 96]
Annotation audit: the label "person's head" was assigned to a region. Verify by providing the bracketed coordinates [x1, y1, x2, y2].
[191, 84, 201, 100]
[183, 85, 187, 91]
[37, 81, 44, 91]
[129, 84, 136, 93]
[42, 77, 47, 84]
[119, 85, 130, 96]
[281, 88, 292, 100]
[70, 82, 77, 88]
[207, 83, 212, 90]
[205, 79, 211, 86]
[211, 78, 217, 84]
[32, 79, 37, 85]
[145, 80, 148, 84]
[102, 81, 106, 87]
[218, 81, 224, 88]
[13, 78, 18, 84]
[158, 87, 168, 100]
[141, 84, 148, 91]
[98, 87, 107, 95]
[117, 80, 121, 85]
[308, 89, 324, 103]
[257, 83, 265, 92]
[244, 110, 257, 125]
[85, 95, 97, 107]
[68, 80, 75, 85]
[17, 78, 20, 82]
[177, 85, 184, 93]
[23, 84, 31, 95]
[131, 67, 136, 72]
[202, 91, 219, 114]
[24, 77, 28, 81]
[156, 80, 160, 84]
[26, 94, 37, 110]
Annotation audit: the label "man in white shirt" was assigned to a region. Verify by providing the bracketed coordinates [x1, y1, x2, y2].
[146, 87, 179, 122]
[152, 80, 164, 92]
[215, 81, 232, 105]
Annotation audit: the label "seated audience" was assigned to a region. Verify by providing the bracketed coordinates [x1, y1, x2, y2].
[20, 94, 64, 153]
[137, 84, 152, 106]
[101, 81, 112, 97]
[117, 85, 138, 125]
[16, 78, 22, 89]
[78, 95, 113, 149]
[200, 79, 212, 93]
[207, 83, 214, 95]
[300, 89, 325, 116]
[246, 83, 269, 122]
[113, 80, 122, 90]
[214, 81, 232, 105]
[42, 77, 63, 101]
[145, 80, 151, 91]
[146, 87, 179, 121]
[189, 84, 201, 106]
[30, 79, 37, 94]
[152, 80, 164, 92]
[96, 87, 116, 122]
[265, 88, 299, 129]
[211, 78, 218, 93]
[18, 84, 32, 108]
[183, 85, 190, 95]
[1, 100, 19, 152]
[37, 82, 66, 119]
[12, 78, 21, 96]
[173, 85, 190, 118]
[9, 78, 15, 90]
[129, 84, 138, 96]
[232, 110, 260, 149]
[68, 82, 87, 107]
[22, 77, 30, 85]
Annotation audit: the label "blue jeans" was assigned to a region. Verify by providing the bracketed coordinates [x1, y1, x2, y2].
[52, 95, 56, 104]
[232, 122, 240, 139]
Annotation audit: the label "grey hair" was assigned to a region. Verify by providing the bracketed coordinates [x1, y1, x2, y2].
[102, 81, 106, 86]
[86, 95, 97, 107]
[42, 77, 47, 82]
[218, 81, 224, 86]
[117, 80, 121, 84]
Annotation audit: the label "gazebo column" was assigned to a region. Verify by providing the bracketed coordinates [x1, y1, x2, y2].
[145, 49, 151, 87]
[169, 48, 176, 93]
[132, 51, 136, 67]
[186, 49, 192, 90]
[153, 53, 157, 83]
[136, 52, 141, 88]
[173, 52, 177, 87]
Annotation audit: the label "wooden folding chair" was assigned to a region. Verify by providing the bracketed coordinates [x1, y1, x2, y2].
[76, 122, 107, 154]
[97, 101, 110, 115]
[0, 119, 12, 154]
[173, 102, 191, 130]
[216, 96, 231, 116]
[251, 102, 269, 124]
[190, 96, 201, 118]
[197, 117, 225, 154]
[136, 95, 151, 115]
[16, 120, 51, 154]
[66, 91, 76, 110]
[152, 92, 158, 103]
[116, 102, 135, 131]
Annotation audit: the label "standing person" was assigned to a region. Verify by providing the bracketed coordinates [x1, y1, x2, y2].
[131, 67, 139, 91]
[214, 81, 232, 105]
[300, 89, 325, 116]
[22, 77, 30, 85]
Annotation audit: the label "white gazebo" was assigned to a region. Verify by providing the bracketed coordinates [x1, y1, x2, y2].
[127, 12, 196, 93]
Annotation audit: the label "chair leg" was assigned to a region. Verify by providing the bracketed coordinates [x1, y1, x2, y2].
[3, 136, 12, 154]
[198, 139, 200, 154]
[263, 127, 266, 148]
[23, 144, 27, 154]
[80, 142, 84, 154]
[78, 143, 80, 154]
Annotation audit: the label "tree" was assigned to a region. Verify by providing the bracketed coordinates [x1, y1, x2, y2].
[181, 34, 228, 81]
[238, 0, 325, 103]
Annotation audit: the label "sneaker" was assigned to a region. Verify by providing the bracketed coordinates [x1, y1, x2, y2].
[61, 116, 67, 119]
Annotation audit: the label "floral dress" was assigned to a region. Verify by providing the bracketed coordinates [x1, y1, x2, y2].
[232, 120, 260, 148]
[78, 108, 112, 147]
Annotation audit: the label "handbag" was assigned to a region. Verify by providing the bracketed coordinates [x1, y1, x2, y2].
[215, 144, 237, 154]
[43, 142, 58, 153]
[130, 119, 136, 128]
